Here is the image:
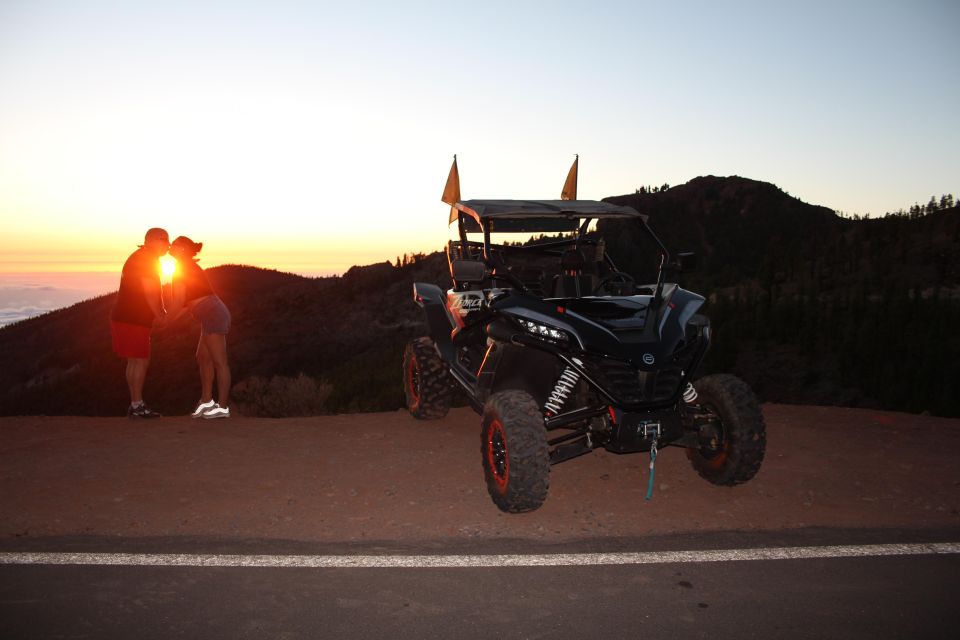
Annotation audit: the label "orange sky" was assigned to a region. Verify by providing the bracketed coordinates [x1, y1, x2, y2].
[2, 2, 957, 281]
[0, 230, 428, 277]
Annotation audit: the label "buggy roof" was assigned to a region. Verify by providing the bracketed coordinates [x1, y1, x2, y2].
[452, 199, 646, 224]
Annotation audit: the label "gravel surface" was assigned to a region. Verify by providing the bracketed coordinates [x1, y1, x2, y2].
[2, 405, 958, 543]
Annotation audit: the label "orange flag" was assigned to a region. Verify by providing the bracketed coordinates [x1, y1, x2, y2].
[442, 155, 461, 222]
[561, 155, 578, 200]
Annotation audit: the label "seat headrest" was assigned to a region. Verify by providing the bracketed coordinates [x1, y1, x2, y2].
[451, 259, 487, 283]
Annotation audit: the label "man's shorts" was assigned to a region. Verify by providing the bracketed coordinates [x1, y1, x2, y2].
[110, 320, 152, 359]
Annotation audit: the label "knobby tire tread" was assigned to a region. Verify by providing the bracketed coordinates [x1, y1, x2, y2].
[404, 337, 451, 420]
[688, 373, 766, 485]
[481, 390, 550, 513]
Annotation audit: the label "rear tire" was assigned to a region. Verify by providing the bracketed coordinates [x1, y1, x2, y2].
[686, 374, 766, 485]
[403, 337, 451, 419]
[481, 390, 550, 513]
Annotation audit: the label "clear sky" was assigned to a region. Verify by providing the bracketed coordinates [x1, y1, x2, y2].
[1, 0, 958, 278]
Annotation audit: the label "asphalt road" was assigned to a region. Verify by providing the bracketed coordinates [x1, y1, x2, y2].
[2, 529, 958, 640]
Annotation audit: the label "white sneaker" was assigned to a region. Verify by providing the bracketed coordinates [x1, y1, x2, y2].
[203, 404, 230, 419]
[191, 400, 217, 418]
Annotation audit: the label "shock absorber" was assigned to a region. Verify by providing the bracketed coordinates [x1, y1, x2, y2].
[544, 359, 582, 416]
[682, 381, 698, 403]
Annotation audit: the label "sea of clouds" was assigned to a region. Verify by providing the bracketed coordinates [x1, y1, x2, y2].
[0, 273, 117, 327]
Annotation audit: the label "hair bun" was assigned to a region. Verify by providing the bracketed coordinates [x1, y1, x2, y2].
[171, 236, 202, 256]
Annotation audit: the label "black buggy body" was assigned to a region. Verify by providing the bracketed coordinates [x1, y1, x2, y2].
[405, 192, 766, 513]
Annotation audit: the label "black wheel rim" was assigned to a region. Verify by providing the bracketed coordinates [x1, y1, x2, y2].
[698, 402, 729, 465]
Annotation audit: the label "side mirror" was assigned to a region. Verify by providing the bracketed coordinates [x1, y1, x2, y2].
[451, 259, 487, 284]
[674, 252, 697, 273]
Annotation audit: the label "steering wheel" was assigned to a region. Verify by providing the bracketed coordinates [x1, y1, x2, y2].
[597, 271, 636, 295]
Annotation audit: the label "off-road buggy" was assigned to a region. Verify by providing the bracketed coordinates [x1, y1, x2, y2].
[404, 178, 766, 513]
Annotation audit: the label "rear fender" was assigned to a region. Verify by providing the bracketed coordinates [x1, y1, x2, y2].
[413, 282, 445, 307]
[413, 282, 456, 359]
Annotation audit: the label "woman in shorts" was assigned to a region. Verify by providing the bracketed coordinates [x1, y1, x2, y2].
[168, 236, 233, 419]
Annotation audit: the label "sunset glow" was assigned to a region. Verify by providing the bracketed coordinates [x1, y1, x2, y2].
[0, 1, 957, 289]
[160, 256, 176, 281]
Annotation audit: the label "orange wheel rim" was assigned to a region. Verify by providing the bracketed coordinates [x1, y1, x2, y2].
[700, 440, 730, 470]
[486, 419, 509, 493]
[406, 357, 420, 406]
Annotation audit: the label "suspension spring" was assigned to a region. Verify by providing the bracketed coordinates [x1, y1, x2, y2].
[682, 382, 698, 403]
[544, 363, 582, 415]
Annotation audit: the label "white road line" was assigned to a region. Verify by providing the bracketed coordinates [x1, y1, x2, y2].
[1, 543, 958, 569]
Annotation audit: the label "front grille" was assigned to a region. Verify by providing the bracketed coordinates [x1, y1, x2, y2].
[581, 356, 647, 404]
[580, 336, 705, 407]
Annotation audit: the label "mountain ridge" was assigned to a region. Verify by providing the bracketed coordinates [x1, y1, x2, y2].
[1, 175, 957, 417]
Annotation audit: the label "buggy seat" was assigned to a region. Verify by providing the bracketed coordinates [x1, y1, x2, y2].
[551, 248, 597, 298]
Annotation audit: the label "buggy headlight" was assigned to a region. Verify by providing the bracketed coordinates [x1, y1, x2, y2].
[516, 318, 569, 343]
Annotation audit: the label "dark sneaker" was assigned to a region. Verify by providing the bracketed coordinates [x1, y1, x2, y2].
[128, 404, 162, 419]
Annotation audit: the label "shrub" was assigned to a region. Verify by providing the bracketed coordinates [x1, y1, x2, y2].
[231, 373, 332, 417]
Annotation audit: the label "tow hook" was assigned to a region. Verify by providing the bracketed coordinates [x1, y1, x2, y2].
[642, 422, 661, 501]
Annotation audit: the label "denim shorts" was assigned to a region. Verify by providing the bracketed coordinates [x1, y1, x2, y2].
[189, 295, 231, 335]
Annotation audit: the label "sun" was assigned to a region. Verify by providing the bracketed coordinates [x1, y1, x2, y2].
[160, 256, 177, 280]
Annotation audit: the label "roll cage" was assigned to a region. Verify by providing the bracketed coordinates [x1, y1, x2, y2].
[447, 199, 675, 301]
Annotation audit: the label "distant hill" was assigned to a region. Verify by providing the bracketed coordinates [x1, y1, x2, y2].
[601, 176, 960, 414]
[1, 175, 957, 417]
[0, 258, 450, 417]
[602, 176, 959, 295]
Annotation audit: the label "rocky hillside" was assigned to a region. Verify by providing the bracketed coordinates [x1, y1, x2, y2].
[602, 176, 959, 296]
[601, 176, 960, 414]
[0, 258, 450, 417]
[1, 175, 957, 417]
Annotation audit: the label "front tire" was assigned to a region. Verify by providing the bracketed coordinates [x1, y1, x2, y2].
[481, 390, 550, 513]
[403, 337, 451, 419]
[686, 374, 766, 485]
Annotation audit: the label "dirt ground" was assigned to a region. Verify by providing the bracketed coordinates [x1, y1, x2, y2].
[1, 404, 958, 544]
